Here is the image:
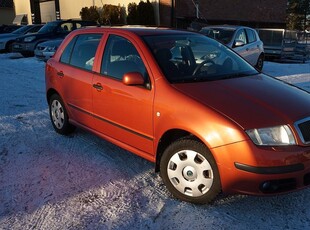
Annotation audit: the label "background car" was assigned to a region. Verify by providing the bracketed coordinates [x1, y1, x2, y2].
[0, 24, 22, 34]
[0, 24, 43, 53]
[34, 39, 63, 61]
[12, 19, 97, 57]
[200, 25, 265, 70]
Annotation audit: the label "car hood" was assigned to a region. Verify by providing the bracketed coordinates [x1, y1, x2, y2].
[173, 74, 310, 130]
[0, 33, 16, 39]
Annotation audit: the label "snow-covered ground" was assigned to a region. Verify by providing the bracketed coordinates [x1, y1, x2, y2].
[0, 53, 309, 229]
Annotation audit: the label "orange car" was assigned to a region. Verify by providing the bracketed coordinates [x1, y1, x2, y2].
[45, 27, 310, 204]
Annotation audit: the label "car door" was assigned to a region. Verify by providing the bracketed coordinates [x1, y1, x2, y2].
[92, 34, 155, 156]
[57, 33, 103, 128]
[233, 29, 250, 61]
[245, 28, 261, 65]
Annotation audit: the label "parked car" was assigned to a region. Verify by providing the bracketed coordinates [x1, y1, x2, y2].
[0, 24, 22, 34]
[45, 27, 310, 204]
[34, 39, 63, 61]
[12, 19, 97, 57]
[0, 24, 43, 52]
[256, 28, 309, 62]
[200, 25, 264, 70]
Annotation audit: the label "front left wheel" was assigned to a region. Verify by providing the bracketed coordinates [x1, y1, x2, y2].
[49, 94, 75, 135]
[160, 138, 221, 204]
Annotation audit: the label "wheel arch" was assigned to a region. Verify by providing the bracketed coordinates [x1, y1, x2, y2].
[46, 88, 60, 104]
[155, 129, 207, 172]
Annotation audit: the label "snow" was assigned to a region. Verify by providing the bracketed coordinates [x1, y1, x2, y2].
[0, 53, 309, 229]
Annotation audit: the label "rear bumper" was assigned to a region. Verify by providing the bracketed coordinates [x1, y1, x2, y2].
[212, 140, 310, 195]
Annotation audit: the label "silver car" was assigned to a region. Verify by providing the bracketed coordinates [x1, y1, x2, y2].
[200, 25, 264, 70]
[34, 39, 63, 61]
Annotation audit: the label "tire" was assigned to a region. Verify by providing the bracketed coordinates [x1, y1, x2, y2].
[20, 51, 34, 57]
[49, 94, 75, 135]
[160, 138, 221, 204]
[5, 41, 13, 53]
[255, 54, 264, 71]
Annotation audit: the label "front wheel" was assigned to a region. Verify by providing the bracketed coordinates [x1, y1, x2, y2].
[160, 138, 221, 204]
[255, 54, 264, 71]
[49, 94, 75, 135]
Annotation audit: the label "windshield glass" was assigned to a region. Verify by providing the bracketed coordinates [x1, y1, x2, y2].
[200, 28, 235, 44]
[38, 22, 58, 33]
[12, 26, 30, 35]
[143, 34, 258, 83]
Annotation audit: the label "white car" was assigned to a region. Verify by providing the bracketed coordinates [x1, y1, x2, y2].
[200, 25, 265, 70]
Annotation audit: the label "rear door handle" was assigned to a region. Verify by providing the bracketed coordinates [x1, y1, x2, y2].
[57, 71, 64, 77]
[93, 83, 103, 91]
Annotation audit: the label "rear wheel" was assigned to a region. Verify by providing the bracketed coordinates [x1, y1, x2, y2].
[49, 94, 75, 135]
[160, 138, 221, 204]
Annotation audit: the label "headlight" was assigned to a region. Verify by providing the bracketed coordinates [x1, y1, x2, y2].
[47, 46, 57, 52]
[246, 125, 296, 146]
[24, 36, 36, 42]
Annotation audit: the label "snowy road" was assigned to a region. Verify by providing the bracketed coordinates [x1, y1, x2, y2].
[0, 53, 309, 229]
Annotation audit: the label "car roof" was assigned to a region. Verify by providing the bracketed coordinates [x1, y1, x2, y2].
[201, 25, 253, 31]
[74, 26, 197, 36]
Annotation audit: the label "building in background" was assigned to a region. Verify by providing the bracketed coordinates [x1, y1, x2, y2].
[160, 0, 288, 29]
[11, 0, 287, 29]
[0, 0, 15, 25]
[13, 0, 145, 24]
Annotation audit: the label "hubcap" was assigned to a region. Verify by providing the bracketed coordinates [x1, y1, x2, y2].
[51, 100, 64, 129]
[167, 150, 214, 197]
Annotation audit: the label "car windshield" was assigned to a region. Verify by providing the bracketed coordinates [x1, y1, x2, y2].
[200, 28, 235, 44]
[38, 22, 58, 33]
[11, 26, 30, 35]
[143, 34, 258, 83]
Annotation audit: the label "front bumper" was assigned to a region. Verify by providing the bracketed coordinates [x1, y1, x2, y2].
[34, 49, 54, 61]
[212, 140, 310, 195]
[12, 42, 36, 54]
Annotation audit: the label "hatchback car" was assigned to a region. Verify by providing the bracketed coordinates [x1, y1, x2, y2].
[45, 27, 310, 204]
[12, 19, 96, 57]
[0, 24, 43, 52]
[200, 25, 264, 70]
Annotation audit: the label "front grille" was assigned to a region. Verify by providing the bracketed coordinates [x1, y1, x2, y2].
[295, 117, 310, 144]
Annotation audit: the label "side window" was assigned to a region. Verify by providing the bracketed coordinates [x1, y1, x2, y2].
[60, 36, 77, 64]
[60, 23, 73, 32]
[235, 29, 247, 44]
[76, 23, 82, 29]
[246, 29, 257, 43]
[69, 34, 102, 70]
[101, 35, 148, 82]
[56, 23, 73, 33]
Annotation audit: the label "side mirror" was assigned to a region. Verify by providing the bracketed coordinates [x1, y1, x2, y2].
[234, 40, 245, 48]
[123, 72, 145, 86]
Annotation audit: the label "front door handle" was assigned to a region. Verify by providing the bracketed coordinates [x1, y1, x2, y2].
[57, 71, 64, 77]
[93, 83, 103, 91]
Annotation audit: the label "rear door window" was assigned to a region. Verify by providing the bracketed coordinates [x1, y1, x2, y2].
[60, 34, 102, 70]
